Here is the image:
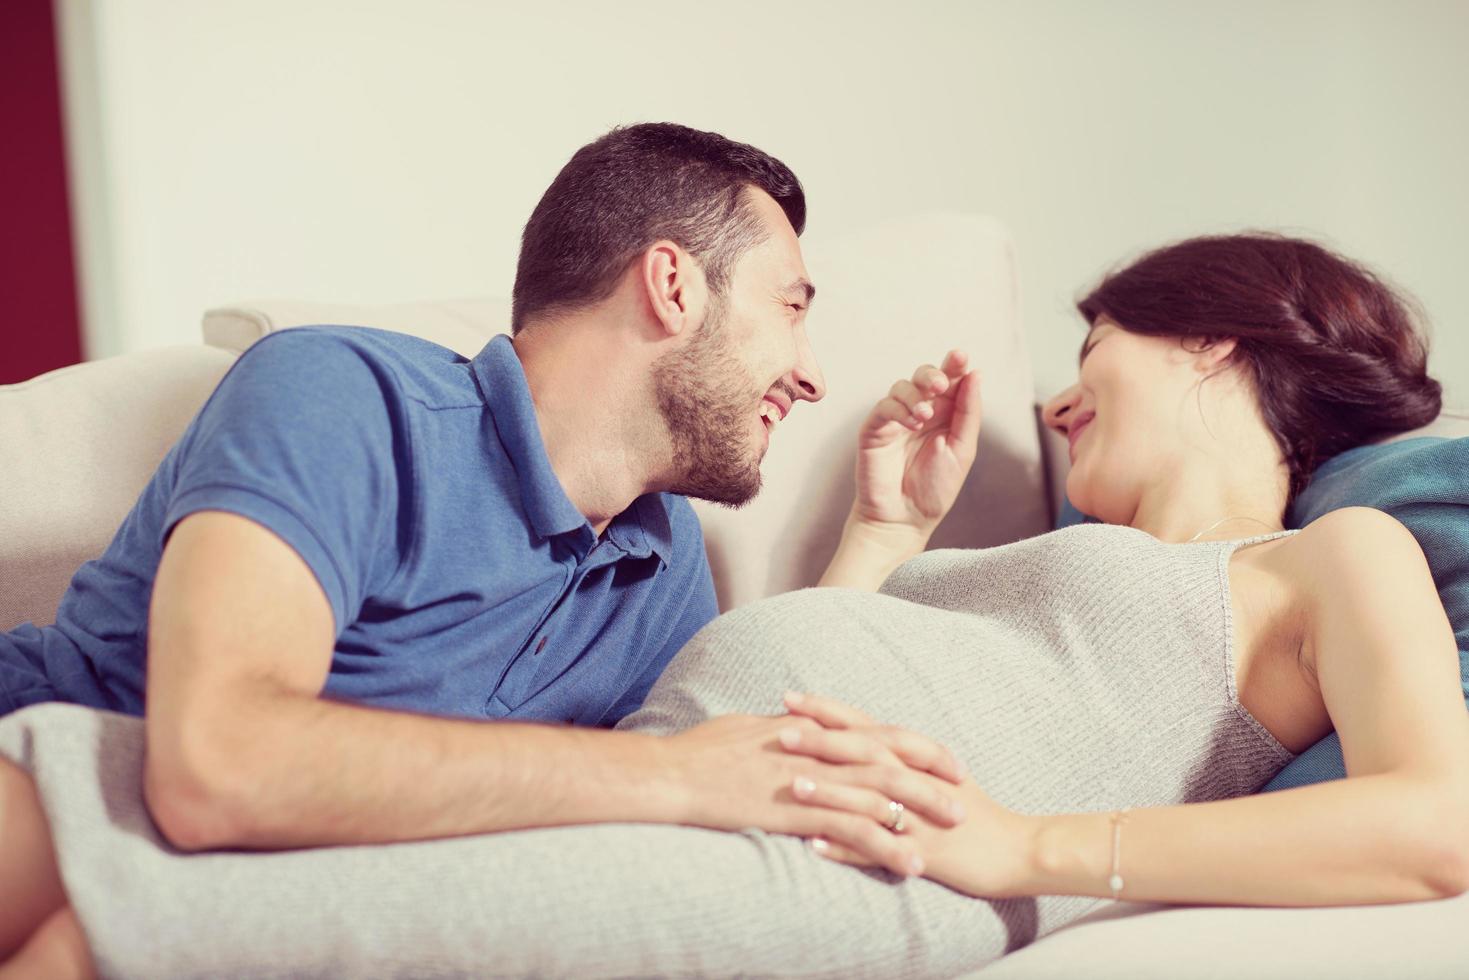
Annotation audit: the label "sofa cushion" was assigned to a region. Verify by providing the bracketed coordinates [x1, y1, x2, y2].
[695, 212, 1049, 607]
[965, 888, 1469, 979]
[0, 346, 237, 629]
[203, 297, 505, 358]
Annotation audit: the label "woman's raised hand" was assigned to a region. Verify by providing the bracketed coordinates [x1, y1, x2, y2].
[853, 351, 983, 543]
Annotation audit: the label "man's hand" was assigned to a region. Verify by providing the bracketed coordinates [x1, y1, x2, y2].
[664, 693, 968, 878]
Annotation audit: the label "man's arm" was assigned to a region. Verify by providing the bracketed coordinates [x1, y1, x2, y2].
[144, 511, 966, 877]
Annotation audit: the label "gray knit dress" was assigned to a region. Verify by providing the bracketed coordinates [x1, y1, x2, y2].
[0, 524, 1297, 979]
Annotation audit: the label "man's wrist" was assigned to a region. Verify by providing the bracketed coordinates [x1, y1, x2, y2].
[613, 731, 695, 825]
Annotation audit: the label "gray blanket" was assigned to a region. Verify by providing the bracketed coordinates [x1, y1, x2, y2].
[0, 526, 1293, 978]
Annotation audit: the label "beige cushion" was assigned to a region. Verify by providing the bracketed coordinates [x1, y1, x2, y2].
[203, 297, 503, 359]
[0, 346, 236, 629]
[695, 213, 1046, 608]
[200, 213, 1049, 610]
[966, 890, 1469, 979]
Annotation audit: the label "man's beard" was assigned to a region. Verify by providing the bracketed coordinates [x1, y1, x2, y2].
[651, 297, 764, 508]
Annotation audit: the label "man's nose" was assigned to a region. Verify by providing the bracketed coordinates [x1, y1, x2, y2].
[791, 334, 826, 403]
[1042, 383, 1080, 434]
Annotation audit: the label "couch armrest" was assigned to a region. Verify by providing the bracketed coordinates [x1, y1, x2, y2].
[0, 346, 237, 628]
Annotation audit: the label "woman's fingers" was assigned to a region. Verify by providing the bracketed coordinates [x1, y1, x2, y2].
[873, 396, 925, 431]
[787, 807, 924, 877]
[778, 725, 897, 768]
[863, 764, 965, 826]
[887, 379, 934, 421]
[783, 753, 963, 827]
[867, 353, 974, 439]
[782, 691, 874, 728]
[792, 772, 961, 830]
[808, 837, 874, 868]
[910, 363, 950, 395]
[782, 692, 966, 785]
[792, 776, 896, 825]
[871, 726, 967, 785]
[941, 349, 968, 379]
[947, 370, 984, 456]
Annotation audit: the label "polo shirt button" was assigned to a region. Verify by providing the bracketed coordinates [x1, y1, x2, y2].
[534, 636, 547, 656]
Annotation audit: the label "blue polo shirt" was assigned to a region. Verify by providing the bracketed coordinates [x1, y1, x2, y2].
[0, 328, 719, 724]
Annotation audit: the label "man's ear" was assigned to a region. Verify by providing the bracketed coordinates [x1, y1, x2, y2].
[640, 241, 706, 339]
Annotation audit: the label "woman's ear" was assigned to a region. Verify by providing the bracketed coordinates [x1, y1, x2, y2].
[640, 241, 707, 339]
[1185, 336, 1239, 375]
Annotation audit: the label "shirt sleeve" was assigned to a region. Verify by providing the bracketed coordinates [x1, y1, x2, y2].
[162, 329, 408, 634]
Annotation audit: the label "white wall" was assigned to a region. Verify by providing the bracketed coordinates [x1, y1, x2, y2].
[62, 0, 1469, 404]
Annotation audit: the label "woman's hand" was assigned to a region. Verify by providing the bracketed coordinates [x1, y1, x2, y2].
[852, 351, 983, 543]
[781, 691, 1037, 897]
[665, 704, 968, 879]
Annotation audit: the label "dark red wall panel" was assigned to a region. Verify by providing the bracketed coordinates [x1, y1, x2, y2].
[1, 0, 85, 385]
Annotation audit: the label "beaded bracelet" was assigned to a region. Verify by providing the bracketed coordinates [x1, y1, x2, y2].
[1108, 807, 1132, 900]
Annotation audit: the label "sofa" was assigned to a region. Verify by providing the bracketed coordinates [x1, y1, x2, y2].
[1, 213, 1465, 977]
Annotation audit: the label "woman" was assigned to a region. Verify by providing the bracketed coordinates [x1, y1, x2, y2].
[1, 233, 1464, 979]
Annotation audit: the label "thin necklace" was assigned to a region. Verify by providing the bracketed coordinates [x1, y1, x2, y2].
[1184, 515, 1281, 544]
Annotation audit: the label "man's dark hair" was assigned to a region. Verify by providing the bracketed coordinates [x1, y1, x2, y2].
[511, 123, 805, 334]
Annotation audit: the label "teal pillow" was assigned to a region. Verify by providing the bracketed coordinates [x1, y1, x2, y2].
[1055, 497, 1090, 529]
[1052, 437, 1469, 790]
[1265, 436, 1469, 790]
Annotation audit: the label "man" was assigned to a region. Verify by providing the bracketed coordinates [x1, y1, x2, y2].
[0, 124, 961, 877]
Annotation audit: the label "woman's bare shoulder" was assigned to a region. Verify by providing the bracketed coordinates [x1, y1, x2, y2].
[1277, 506, 1431, 601]
[1292, 506, 1419, 552]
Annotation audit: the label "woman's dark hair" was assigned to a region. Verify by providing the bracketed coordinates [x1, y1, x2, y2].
[511, 122, 805, 334]
[1077, 233, 1441, 502]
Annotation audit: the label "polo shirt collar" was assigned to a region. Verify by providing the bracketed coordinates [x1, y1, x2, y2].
[471, 335, 673, 565]
[472, 335, 585, 540]
[606, 494, 674, 564]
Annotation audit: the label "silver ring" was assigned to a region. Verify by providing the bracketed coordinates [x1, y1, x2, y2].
[886, 800, 906, 834]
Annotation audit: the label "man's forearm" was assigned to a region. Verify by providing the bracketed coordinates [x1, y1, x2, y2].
[148, 689, 687, 850]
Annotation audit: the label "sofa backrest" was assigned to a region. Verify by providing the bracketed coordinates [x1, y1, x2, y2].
[0, 212, 1050, 629]
[196, 213, 1052, 610]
